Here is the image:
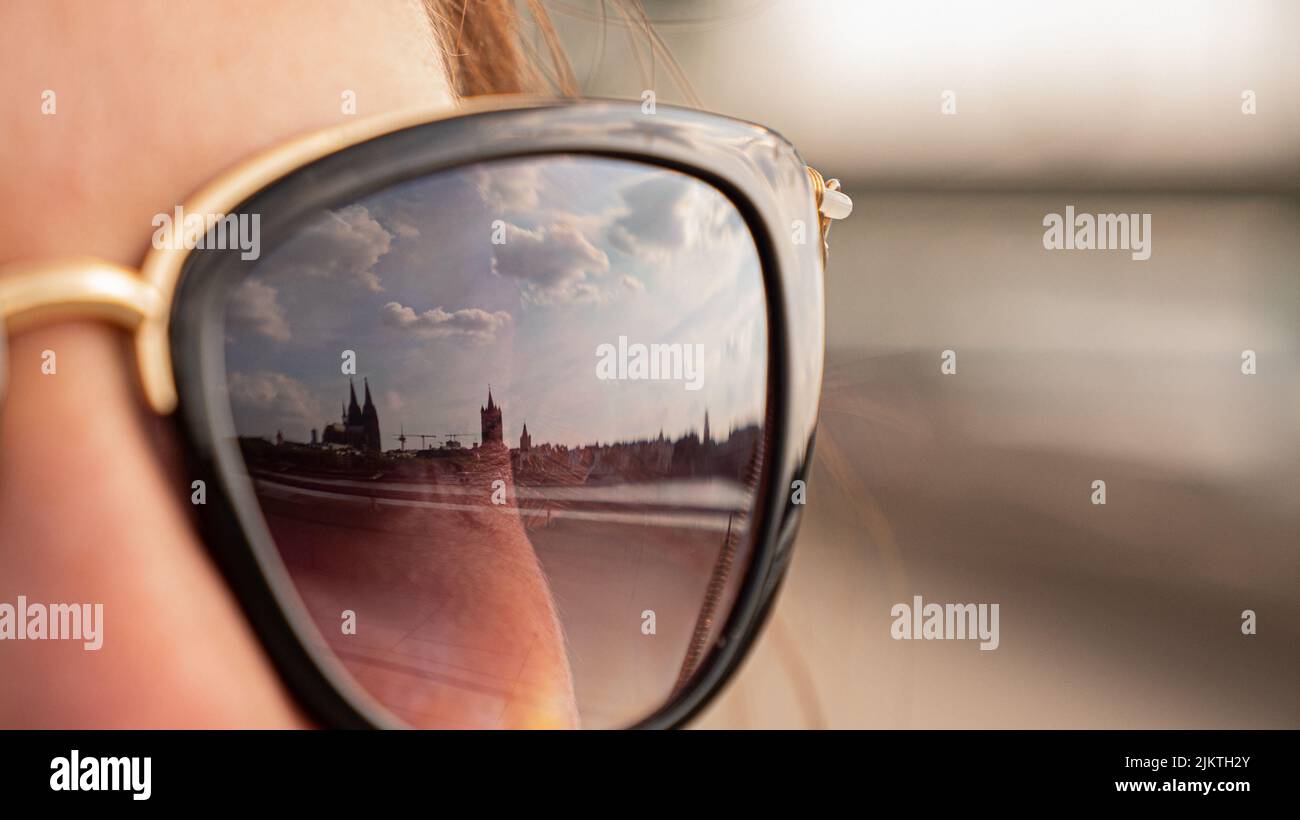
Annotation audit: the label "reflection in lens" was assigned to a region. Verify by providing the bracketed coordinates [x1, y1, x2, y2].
[222, 156, 768, 728]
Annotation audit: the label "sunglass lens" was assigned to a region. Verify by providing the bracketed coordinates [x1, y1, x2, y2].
[220, 155, 769, 727]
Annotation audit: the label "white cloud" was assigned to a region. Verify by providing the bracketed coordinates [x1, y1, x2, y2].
[490, 221, 610, 305]
[381, 301, 512, 343]
[474, 163, 543, 212]
[280, 204, 394, 292]
[227, 370, 323, 434]
[226, 278, 290, 341]
[607, 173, 742, 260]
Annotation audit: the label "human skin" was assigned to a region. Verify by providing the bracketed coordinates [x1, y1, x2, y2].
[0, 0, 576, 728]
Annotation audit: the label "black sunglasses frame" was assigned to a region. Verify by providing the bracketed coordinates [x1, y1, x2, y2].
[168, 99, 824, 729]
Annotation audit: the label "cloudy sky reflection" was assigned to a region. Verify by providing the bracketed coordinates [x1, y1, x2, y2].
[224, 155, 768, 448]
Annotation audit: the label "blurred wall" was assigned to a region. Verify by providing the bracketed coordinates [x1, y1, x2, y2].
[549, 0, 1300, 727]
[697, 189, 1299, 727]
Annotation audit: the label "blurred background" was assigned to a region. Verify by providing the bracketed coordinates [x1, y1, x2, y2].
[548, 0, 1300, 727]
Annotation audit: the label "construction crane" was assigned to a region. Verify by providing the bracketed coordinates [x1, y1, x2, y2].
[392, 429, 479, 450]
[443, 432, 478, 444]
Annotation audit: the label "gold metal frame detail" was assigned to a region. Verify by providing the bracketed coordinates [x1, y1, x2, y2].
[0, 96, 838, 416]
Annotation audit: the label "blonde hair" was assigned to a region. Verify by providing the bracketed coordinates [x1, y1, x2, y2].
[423, 0, 578, 96]
[423, 1, 696, 104]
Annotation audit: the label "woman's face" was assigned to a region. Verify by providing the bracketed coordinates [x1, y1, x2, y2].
[0, 0, 583, 727]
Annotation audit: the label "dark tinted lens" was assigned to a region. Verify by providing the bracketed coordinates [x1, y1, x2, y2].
[220, 155, 768, 727]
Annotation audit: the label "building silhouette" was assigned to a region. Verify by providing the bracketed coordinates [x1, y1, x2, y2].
[361, 379, 381, 450]
[246, 383, 763, 486]
[321, 377, 382, 451]
[480, 386, 504, 447]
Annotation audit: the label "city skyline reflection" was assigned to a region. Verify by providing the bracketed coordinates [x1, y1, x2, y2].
[220, 154, 771, 728]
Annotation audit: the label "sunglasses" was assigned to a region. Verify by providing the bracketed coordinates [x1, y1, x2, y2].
[0, 97, 850, 729]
